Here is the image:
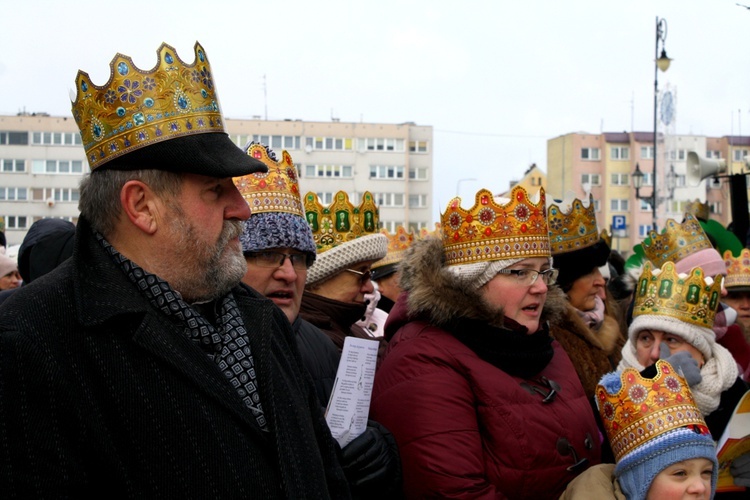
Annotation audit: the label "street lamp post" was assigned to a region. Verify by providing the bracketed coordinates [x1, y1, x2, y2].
[652, 16, 672, 233]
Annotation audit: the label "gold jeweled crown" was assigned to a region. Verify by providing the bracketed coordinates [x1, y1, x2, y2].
[600, 228, 612, 249]
[419, 223, 442, 239]
[632, 261, 723, 329]
[641, 214, 713, 268]
[547, 194, 600, 255]
[685, 199, 710, 221]
[71, 42, 225, 169]
[304, 191, 380, 253]
[441, 186, 549, 266]
[372, 226, 415, 270]
[596, 360, 708, 462]
[233, 144, 303, 217]
[724, 248, 750, 289]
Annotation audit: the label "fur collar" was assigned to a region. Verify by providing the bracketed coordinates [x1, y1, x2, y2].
[557, 301, 623, 354]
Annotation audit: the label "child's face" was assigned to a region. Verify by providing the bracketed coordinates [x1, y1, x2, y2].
[646, 458, 714, 499]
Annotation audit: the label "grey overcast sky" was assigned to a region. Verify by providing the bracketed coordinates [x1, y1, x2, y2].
[1, 0, 748, 224]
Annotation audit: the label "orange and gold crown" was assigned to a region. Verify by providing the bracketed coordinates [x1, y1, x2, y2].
[441, 186, 549, 266]
[724, 248, 750, 289]
[642, 214, 713, 267]
[596, 360, 708, 462]
[71, 41, 225, 169]
[632, 261, 723, 329]
[547, 194, 600, 255]
[685, 199, 710, 221]
[304, 191, 380, 253]
[419, 223, 442, 239]
[233, 144, 303, 217]
[372, 226, 415, 270]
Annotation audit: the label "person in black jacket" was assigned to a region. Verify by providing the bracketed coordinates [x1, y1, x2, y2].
[236, 142, 401, 499]
[0, 42, 349, 499]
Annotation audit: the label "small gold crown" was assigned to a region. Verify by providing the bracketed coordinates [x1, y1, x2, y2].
[304, 191, 380, 252]
[633, 261, 723, 329]
[372, 226, 415, 270]
[419, 223, 442, 239]
[441, 186, 549, 266]
[233, 144, 303, 217]
[642, 214, 713, 268]
[547, 194, 600, 255]
[71, 41, 225, 169]
[600, 228, 612, 249]
[596, 360, 708, 462]
[724, 248, 750, 289]
[685, 199, 710, 221]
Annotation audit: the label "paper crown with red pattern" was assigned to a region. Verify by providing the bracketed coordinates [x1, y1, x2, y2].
[303, 191, 380, 253]
[71, 42, 225, 169]
[233, 143, 303, 217]
[632, 261, 723, 329]
[372, 226, 415, 271]
[724, 248, 750, 289]
[440, 186, 549, 266]
[641, 214, 713, 268]
[596, 360, 709, 462]
[685, 199, 710, 221]
[547, 194, 600, 255]
[419, 222, 442, 239]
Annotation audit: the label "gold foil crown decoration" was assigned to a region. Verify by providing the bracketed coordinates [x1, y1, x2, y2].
[642, 214, 713, 268]
[685, 199, 710, 222]
[441, 186, 550, 266]
[724, 248, 750, 289]
[632, 261, 723, 329]
[600, 228, 612, 249]
[71, 41, 225, 169]
[372, 226, 415, 271]
[419, 223, 442, 239]
[547, 194, 600, 255]
[596, 360, 708, 463]
[233, 144, 303, 217]
[304, 191, 380, 253]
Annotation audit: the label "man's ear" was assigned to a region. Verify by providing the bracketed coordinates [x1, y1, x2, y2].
[120, 180, 164, 235]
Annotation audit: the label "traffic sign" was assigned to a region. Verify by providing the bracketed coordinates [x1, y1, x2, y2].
[612, 215, 626, 230]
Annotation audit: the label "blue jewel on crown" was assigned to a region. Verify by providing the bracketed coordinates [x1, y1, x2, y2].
[124, 138, 131, 147]
[137, 131, 147, 141]
[133, 113, 145, 126]
[198, 50, 205, 62]
[146, 115, 154, 122]
[201, 89, 208, 98]
[116, 107, 126, 117]
[117, 62, 129, 76]
[197, 118, 205, 127]
[165, 53, 173, 64]
[155, 127, 162, 137]
[109, 143, 118, 152]
[144, 98, 154, 108]
[186, 120, 193, 130]
[81, 81, 88, 92]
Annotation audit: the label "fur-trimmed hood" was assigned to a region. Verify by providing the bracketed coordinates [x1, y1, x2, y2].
[392, 236, 566, 332]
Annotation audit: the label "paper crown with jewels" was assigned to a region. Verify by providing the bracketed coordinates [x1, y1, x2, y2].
[596, 360, 709, 463]
[600, 228, 612, 249]
[724, 248, 750, 289]
[441, 186, 549, 266]
[233, 143, 303, 217]
[303, 191, 380, 253]
[71, 41, 225, 169]
[632, 261, 723, 329]
[419, 223, 442, 239]
[685, 199, 710, 222]
[547, 194, 600, 255]
[372, 226, 415, 271]
[641, 214, 713, 268]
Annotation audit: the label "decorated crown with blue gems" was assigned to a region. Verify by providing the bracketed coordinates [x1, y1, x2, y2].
[71, 41, 225, 169]
[547, 194, 600, 256]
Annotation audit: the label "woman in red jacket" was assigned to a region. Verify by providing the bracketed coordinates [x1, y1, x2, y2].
[371, 186, 602, 499]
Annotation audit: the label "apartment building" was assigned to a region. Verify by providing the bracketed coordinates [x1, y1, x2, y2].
[0, 113, 433, 245]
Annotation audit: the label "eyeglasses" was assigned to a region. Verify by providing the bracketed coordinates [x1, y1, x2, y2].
[246, 251, 314, 271]
[345, 268, 373, 284]
[496, 268, 558, 286]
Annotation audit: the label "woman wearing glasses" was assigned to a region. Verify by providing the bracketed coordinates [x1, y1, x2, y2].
[370, 186, 602, 499]
[546, 195, 626, 400]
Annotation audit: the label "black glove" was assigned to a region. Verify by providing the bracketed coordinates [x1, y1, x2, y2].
[659, 343, 702, 387]
[731, 452, 750, 487]
[340, 419, 402, 498]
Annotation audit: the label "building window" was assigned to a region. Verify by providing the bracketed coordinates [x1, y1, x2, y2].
[669, 200, 687, 214]
[610, 173, 629, 186]
[409, 141, 428, 153]
[640, 146, 654, 159]
[374, 193, 404, 207]
[639, 224, 653, 238]
[409, 194, 428, 208]
[0, 187, 27, 201]
[611, 199, 629, 212]
[408, 221, 427, 232]
[2, 159, 26, 172]
[733, 149, 749, 162]
[4, 215, 28, 229]
[408, 167, 428, 180]
[314, 192, 334, 205]
[581, 173, 601, 186]
[31, 159, 86, 174]
[303, 136, 353, 151]
[30, 131, 80, 146]
[710, 202, 722, 214]
[308, 164, 353, 178]
[0, 131, 29, 145]
[381, 220, 405, 232]
[581, 148, 601, 160]
[358, 138, 406, 152]
[611, 146, 630, 160]
[370, 165, 405, 179]
[639, 199, 652, 211]
[706, 150, 722, 159]
[593, 199, 601, 212]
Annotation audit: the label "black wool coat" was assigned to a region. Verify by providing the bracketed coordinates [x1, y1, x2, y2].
[0, 217, 350, 499]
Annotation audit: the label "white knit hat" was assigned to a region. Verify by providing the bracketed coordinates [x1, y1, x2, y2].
[628, 314, 715, 362]
[306, 233, 388, 287]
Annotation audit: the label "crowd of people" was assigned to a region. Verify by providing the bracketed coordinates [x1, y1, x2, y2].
[2, 40, 750, 499]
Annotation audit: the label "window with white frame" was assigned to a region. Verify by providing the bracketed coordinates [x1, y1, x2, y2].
[611, 173, 629, 186]
[31, 188, 79, 202]
[640, 172, 653, 186]
[409, 167, 428, 180]
[710, 202, 722, 214]
[639, 199, 652, 211]
[706, 150, 722, 159]
[0, 187, 27, 201]
[581, 173, 601, 186]
[374, 193, 404, 207]
[639, 224, 653, 237]
[2, 159, 26, 172]
[409, 141, 428, 153]
[678, 149, 686, 160]
[611, 199, 629, 211]
[381, 220, 405, 232]
[733, 149, 749, 162]
[4, 215, 28, 229]
[314, 192, 334, 205]
[307, 164, 353, 178]
[370, 165, 405, 179]
[304, 136, 354, 151]
[408, 221, 427, 233]
[640, 146, 654, 159]
[669, 200, 687, 214]
[611, 146, 630, 160]
[240, 134, 302, 150]
[409, 194, 428, 208]
[31, 159, 85, 174]
[675, 174, 686, 187]
[0, 131, 29, 145]
[581, 147, 601, 160]
[358, 138, 406, 152]
[31, 131, 81, 146]
[593, 199, 600, 212]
